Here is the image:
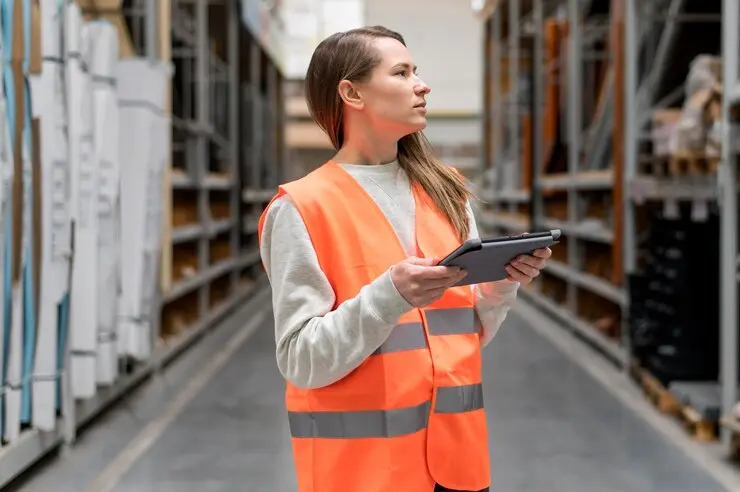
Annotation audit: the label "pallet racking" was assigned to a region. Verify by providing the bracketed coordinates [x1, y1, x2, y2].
[475, 0, 740, 457]
[0, 0, 284, 486]
[478, 0, 628, 366]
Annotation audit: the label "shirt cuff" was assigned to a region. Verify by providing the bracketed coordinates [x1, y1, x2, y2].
[365, 268, 415, 325]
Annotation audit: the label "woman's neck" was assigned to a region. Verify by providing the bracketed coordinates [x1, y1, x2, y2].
[334, 129, 398, 166]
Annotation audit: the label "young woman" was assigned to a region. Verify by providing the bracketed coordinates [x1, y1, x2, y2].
[258, 26, 551, 492]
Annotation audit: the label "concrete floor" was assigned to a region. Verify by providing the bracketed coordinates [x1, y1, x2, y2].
[9, 294, 736, 492]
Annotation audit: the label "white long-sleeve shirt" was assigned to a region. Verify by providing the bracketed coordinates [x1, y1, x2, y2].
[259, 161, 519, 389]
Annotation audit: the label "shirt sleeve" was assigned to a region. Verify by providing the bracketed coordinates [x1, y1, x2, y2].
[466, 200, 520, 347]
[259, 195, 413, 390]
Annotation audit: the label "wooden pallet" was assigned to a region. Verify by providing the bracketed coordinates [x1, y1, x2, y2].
[634, 366, 720, 441]
[639, 153, 719, 176]
[639, 156, 671, 177]
[678, 405, 719, 442]
[668, 153, 720, 175]
[635, 366, 680, 415]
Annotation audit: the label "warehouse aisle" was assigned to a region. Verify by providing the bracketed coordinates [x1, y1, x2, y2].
[12, 295, 732, 492]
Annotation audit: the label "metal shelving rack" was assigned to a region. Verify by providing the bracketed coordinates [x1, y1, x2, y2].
[0, 0, 284, 486]
[479, 0, 629, 366]
[477, 0, 740, 458]
[478, 0, 531, 234]
[240, 31, 287, 245]
[163, 0, 259, 344]
[623, 0, 736, 452]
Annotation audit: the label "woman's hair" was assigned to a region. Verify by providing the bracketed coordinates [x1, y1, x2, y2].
[304, 26, 473, 241]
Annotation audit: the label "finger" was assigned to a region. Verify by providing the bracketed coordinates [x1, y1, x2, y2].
[505, 265, 530, 284]
[415, 265, 466, 280]
[532, 247, 552, 259]
[405, 256, 436, 266]
[513, 254, 546, 270]
[417, 270, 467, 290]
[510, 261, 540, 279]
[423, 286, 451, 304]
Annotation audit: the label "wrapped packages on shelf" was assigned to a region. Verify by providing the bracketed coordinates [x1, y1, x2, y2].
[685, 54, 722, 97]
[673, 54, 723, 156]
[117, 58, 171, 361]
[3, 0, 38, 443]
[67, 3, 99, 400]
[87, 20, 120, 386]
[32, 0, 72, 432]
[651, 109, 681, 156]
[0, 0, 17, 442]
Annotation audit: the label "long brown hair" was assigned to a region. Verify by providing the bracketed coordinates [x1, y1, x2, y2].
[304, 26, 472, 241]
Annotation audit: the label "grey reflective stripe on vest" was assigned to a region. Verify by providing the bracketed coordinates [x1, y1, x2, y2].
[373, 322, 426, 354]
[288, 383, 484, 438]
[373, 307, 476, 355]
[434, 383, 484, 413]
[425, 307, 477, 336]
[288, 400, 431, 439]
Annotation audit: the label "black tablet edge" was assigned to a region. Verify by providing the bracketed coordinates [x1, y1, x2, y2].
[480, 229, 561, 245]
[438, 238, 482, 266]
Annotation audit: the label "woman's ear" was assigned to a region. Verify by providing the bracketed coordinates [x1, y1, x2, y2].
[338, 80, 364, 110]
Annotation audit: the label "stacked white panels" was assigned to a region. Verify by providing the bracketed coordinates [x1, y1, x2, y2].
[0, 0, 15, 442]
[2, 0, 29, 444]
[32, 0, 72, 432]
[66, 3, 98, 399]
[86, 21, 120, 385]
[117, 59, 170, 360]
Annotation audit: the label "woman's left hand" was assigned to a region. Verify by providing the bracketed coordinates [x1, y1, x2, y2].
[504, 247, 552, 285]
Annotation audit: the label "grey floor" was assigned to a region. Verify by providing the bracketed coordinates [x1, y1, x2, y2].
[10, 298, 733, 492]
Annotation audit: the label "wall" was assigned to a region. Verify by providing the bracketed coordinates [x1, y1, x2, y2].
[365, 0, 484, 174]
[365, 0, 482, 114]
[281, 0, 365, 80]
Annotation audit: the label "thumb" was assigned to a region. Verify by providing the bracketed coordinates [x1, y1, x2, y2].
[405, 256, 436, 266]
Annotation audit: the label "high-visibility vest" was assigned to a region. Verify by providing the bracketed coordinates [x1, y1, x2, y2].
[258, 161, 490, 492]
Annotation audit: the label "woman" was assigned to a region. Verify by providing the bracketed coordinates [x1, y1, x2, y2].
[258, 26, 551, 492]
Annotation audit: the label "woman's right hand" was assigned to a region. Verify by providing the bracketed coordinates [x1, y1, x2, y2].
[390, 257, 468, 307]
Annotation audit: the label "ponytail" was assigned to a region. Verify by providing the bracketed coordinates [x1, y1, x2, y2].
[398, 132, 472, 241]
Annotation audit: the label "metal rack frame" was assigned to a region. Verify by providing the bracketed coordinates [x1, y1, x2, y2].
[0, 0, 284, 486]
[480, 0, 628, 366]
[624, 0, 735, 449]
[719, 0, 737, 448]
[477, 0, 740, 457]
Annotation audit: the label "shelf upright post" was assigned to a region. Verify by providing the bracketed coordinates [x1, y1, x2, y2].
[508, 0, 520, 215]
[532, 0, 544, 231]
[492, 9, 502, 217]
[228, 0, 241, 289]
[720, 0, 739, 446]
[481, 18, 492, 183]
[145, 0, 158, 61]
[566, 0, 582, 313]
[266, 64, 278, 188]
[623, 0, 638, 371]
[196, 0, 210, 317]
[250, 38, 263, 190]
[145, 0, 164, 368]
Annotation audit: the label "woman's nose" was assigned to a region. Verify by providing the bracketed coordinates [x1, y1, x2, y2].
[415, 79, 431, 95]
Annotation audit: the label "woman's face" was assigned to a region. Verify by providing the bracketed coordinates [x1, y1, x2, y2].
[355, 37, 431, 136]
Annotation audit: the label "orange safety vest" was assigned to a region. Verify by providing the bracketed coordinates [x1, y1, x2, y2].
[258, 161, 490, 492]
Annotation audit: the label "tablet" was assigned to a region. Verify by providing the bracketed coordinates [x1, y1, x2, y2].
[438, 230, 561, 286]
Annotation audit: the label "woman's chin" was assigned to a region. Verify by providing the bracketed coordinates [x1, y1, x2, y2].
[408, 118, 428, 132]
